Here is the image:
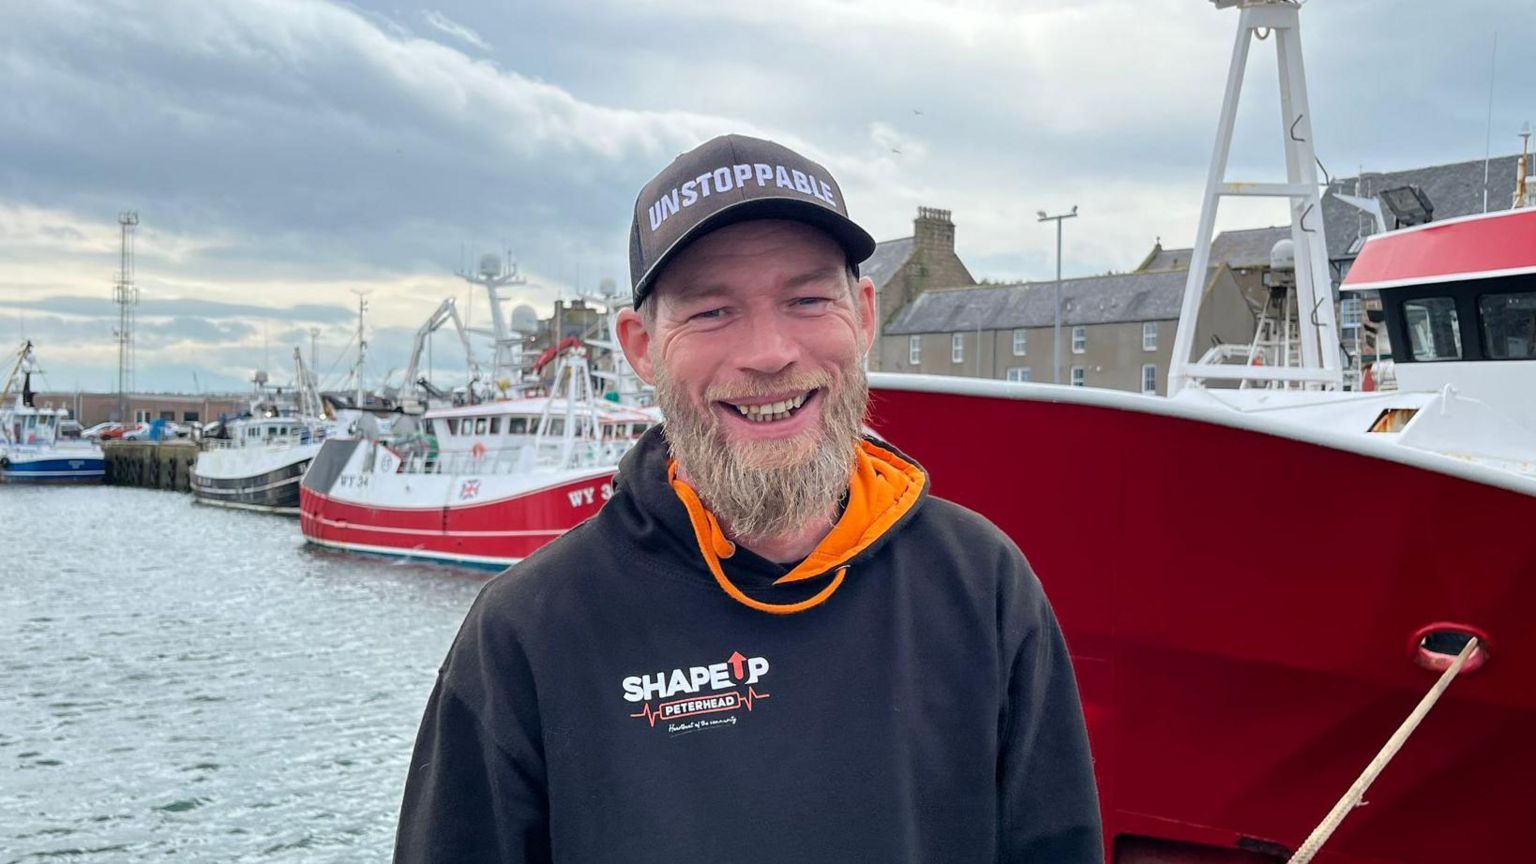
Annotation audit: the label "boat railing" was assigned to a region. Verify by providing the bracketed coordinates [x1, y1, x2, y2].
[202, 435, 320, 452]
[399, 438, 637, 477]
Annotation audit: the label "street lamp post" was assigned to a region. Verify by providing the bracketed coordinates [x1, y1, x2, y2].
[1037, 206, 1078, 384]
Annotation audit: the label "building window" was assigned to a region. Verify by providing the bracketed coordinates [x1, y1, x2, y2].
[1142, 363, 1157, 394]
[1070, 366, 1085, 387]
[1071, 326, 1086, 354]
[182, 411, 199, 423]
[1142, 322, 1158, 351]
[1012, 329, 1027, 356]
[951, 333, 964, 363]
[1340, 297, 1364, 328]
[908, 335, 921, 366]
[1006, 367, 1030, 383]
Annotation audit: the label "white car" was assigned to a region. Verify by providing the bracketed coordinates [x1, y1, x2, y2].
[81, 421, 124, 440]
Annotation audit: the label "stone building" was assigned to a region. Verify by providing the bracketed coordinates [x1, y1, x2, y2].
[864, 207, 976, 369]
[878, 267, 1253, 395]
[34, 391, 248, 426]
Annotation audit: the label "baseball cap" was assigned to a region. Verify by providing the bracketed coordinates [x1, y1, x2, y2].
[628, 134, 877, 309]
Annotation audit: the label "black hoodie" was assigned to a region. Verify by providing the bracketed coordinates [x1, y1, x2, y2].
[395, 428, 1102, 863]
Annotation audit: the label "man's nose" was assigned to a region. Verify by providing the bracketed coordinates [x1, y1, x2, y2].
[734, 311, 799, 374]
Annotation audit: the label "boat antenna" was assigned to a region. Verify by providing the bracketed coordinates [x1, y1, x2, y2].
[1514, 123, 1531, 209]
[1482, 31, 1498, 213]
[350, 288, 371, 406]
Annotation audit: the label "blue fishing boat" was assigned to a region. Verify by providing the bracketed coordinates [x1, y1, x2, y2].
[1, 341, 105, 484]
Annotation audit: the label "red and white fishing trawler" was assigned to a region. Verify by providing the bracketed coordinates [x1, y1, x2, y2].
[869, 3, 1534, 861]
[301, 255, 657, 568]
[300, 343, 654, 568]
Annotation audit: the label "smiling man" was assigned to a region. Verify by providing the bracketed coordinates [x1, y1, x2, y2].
[394, 135, 1102, 863]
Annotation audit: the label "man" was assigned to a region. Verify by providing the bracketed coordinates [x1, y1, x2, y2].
[395, 134, 1102, 862]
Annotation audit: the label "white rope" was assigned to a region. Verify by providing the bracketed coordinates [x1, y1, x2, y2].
[1286, 637, 1480, 864]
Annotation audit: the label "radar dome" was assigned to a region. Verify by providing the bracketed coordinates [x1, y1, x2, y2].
[478, 253, 501, 278]
[510, 304, 539, 334]
[1269, 238, 1295, 272]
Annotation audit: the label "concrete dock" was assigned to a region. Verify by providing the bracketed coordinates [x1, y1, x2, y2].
[103, 441, 199, 492]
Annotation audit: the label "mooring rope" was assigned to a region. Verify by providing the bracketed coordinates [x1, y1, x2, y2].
[1286, 636, 1480, 864]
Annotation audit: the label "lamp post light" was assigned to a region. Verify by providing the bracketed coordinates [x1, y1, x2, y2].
[1037, 206, 1078, 384]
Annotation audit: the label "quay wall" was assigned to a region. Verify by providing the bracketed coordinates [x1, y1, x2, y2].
[103, 441, 199, 493]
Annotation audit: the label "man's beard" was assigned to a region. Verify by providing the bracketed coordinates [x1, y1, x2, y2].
[655, 360, 869, 544]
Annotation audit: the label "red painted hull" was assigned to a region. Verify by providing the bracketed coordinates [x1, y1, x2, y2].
[299, 472, 613, 568]
[867, 380, 1535, 863]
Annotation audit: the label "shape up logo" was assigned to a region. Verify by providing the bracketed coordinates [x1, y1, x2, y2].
[623, 650, 770, 732]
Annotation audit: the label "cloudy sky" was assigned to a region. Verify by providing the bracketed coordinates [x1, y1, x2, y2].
[2, 0, 1530, 393]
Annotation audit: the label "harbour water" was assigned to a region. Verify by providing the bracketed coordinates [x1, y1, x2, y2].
[1, 485, 488, 862]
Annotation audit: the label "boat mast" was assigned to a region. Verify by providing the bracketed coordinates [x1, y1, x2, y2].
[1167, 0, 1341, 394]
[1, 340, 34, 413]
[350, 289, 371, 407]
[293, 347, 324, 420]
[456, 252, 528, 394]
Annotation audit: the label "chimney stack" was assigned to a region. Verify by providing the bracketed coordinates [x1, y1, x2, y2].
[913, 207, 955, 257]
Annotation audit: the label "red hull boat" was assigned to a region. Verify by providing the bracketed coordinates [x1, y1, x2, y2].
[866, 377, 1534, 862]
[859, 2, 1536, 857]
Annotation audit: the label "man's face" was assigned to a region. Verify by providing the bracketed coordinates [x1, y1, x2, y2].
[617, 219, 877, 538]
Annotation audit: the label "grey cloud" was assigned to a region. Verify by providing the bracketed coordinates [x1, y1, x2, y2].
[0, 295, 353, 324]
[423, 10, 490, 51]
[0, 0, 716, 285]
[2, 0, 1530, 389]
[155, 316, 259, 344]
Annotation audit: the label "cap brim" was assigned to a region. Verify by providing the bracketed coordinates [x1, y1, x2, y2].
[633, 197, 877, 308]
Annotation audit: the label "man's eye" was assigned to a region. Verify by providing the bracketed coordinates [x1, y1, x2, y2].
[691, 308, 725, 321]
[793, 297, 832, 308]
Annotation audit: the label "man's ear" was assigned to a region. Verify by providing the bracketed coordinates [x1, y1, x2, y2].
[855, 276, 877, 354]
[616, 306, 656, 385]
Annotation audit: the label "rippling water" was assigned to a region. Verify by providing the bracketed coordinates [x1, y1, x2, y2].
[1, 485, 488, 862]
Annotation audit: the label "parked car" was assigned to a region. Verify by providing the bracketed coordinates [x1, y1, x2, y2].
[122, 420, 189, 441]
[81, 422, 124, 440]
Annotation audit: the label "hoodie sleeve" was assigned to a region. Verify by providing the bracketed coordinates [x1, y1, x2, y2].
[394, 591, 551, 863]
[998, 562, 1104, 863]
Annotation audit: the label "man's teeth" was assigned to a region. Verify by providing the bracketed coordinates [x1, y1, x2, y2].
[730, 392, 809, 422]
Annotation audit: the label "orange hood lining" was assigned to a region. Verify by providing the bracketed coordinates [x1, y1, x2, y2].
[667, 440, 926, 615]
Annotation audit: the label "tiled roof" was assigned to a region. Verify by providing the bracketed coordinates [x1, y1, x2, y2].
[1323, 154, 1523, 258]
[885, 268, 1210, 334]
[862, 236, 914, 290]
[1140, 226, 1289, 272]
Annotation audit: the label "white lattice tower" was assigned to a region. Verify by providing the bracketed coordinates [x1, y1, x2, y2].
[1168, 1, 1342, 394]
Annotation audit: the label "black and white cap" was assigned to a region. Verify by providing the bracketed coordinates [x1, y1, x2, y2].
[628, 134, 877, 309]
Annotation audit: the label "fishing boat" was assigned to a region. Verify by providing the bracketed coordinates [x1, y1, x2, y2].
[0, 341, 105, 484]
[191, 349, 334, 514]
[301, 255, 657, 567]
[300, 343, 653, 567]
[868, 3, 1534, 861]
